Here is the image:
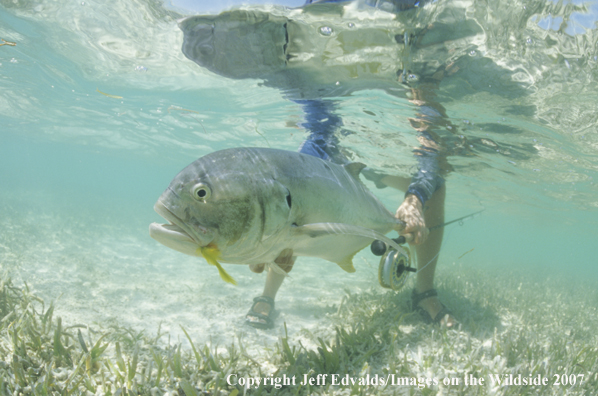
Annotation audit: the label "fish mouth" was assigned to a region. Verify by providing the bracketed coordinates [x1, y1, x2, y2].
[149, 201, 214, 256]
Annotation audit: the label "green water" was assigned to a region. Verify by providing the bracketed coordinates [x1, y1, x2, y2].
[1, 0, 598, 394]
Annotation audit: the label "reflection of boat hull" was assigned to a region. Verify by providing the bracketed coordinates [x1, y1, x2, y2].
[178, 4, 410, 98]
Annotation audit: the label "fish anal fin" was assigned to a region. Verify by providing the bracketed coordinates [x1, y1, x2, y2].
[343, 162, 367, 181]
[336, 253, 356, 273]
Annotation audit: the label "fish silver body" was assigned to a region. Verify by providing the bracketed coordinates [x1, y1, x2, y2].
[149, 147, 404, 274]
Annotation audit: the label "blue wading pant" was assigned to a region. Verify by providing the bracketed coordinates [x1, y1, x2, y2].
[295, 99, 444, 205]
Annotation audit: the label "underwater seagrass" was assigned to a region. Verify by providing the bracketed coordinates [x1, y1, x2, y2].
[149, 147, 408, 284]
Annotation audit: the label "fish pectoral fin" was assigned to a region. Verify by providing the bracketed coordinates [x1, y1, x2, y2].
[336, 254, 356, 273]
[291, 223, 382, 272]
[293, 223, 406, 253]
[293, 222, 382, 238]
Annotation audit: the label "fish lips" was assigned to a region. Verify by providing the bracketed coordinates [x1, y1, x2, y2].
[149, 201, 215, 256]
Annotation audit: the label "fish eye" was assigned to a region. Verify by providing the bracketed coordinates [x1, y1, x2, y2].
[191, 183, 211, 201]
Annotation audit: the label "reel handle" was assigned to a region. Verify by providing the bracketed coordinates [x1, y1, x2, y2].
[399, 233, 414, 244]
[370, 233, 415, 256]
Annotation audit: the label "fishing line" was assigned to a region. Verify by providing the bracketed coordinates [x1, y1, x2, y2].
[415, 251, 439, 275]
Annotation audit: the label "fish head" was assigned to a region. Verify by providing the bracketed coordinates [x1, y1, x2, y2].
[149, 152, 293, 261]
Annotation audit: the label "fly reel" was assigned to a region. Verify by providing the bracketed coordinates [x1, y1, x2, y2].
[374, 243, 416, 291]
[371, 209, 485, 290]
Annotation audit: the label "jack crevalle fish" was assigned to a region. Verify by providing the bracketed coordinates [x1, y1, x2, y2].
[149, 147, 406, 284]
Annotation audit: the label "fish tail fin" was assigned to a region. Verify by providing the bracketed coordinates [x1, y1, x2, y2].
[198, 246, 238, 286]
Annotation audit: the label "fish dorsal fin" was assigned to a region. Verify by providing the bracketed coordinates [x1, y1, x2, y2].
[343, 162, 367, 181]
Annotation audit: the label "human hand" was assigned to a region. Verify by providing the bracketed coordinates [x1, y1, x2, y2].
[395, 194, 428, 245]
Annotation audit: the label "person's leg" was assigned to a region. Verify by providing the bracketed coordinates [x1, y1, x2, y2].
[246, 249, 296, 327]
[399, 75, 458, 327]
[247, 100, 340, 328]
[411, 183, 456, 327]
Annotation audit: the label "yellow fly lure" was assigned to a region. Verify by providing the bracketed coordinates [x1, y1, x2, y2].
[197, 245, 237, 285]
